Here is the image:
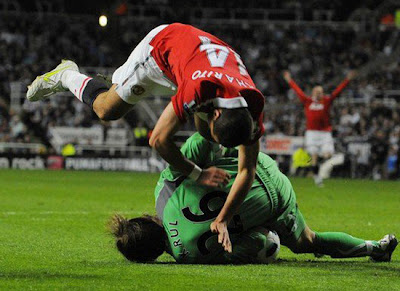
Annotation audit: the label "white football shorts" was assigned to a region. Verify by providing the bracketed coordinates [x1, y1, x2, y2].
[305, 130, 334, 156]
[112, 24, 176, 104]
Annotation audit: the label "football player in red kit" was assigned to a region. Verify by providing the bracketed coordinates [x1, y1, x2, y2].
[283, 70, 357, 186]
[27, 23, 266, 252]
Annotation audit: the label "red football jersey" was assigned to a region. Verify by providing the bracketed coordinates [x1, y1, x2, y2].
[288, 79, 349, 131]
[149, 23, 265, 142]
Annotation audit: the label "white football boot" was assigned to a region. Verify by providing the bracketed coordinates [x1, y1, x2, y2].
[371, 234, 398, 262]
[313, 175, 324, 188]
[27, 60, 79, 102]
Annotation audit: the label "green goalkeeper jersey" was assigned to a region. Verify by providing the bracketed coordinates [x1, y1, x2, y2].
[154, 133, 281, 264]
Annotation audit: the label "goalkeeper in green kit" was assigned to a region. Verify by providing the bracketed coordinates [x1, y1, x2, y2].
[110, 133, 397, 264]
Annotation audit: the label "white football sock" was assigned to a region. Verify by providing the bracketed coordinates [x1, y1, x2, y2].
[61, 70, 92, 102]
[319, 153, 345, 179]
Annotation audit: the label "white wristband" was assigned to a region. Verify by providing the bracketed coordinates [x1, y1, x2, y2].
[188, 164, 202, 181]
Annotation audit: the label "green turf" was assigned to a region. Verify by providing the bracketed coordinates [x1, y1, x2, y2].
[1, 170, 399, 290]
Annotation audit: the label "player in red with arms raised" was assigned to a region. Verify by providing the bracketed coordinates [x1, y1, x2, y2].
[283, 70, 357, 186]
[27, 23, 265, 252]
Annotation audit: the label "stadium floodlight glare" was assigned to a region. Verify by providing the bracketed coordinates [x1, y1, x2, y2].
[99, 15, 108, 27]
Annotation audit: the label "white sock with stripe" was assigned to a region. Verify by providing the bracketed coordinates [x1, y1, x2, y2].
[61, 70, 92, 102]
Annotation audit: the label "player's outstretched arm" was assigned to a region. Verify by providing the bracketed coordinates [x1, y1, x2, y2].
[210, 140, 259, 253]
[330, 70, 357, 100]
[282, 70, 309, 103]
[150, 102, 229, 187]
[150, 102, 199, 176]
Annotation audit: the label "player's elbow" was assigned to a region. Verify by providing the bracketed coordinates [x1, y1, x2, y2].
[149, 133, 166, 150]
[238, 167, 256, 181]
[241, 167, 256, 177]
[148, 134, 157, 148]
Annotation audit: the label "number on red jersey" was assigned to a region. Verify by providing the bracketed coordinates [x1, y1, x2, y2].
[199, 36, 248, 76]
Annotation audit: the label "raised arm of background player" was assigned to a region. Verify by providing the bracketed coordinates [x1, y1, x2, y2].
[282, 70, 357, 102]
[329, 70, 357, 102]
[282, 70, 310, 103]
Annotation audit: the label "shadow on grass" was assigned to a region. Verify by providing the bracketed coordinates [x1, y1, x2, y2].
[274, 258, 400, 274]
[152, 258, 400, 273]
[72, 258, 400, 277]
[0, 271, 102, 280]
[76, 259, 177, 267]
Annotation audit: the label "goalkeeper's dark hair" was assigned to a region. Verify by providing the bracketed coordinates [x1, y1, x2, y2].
[212, 108, 253, 147]
[109, 214, 166, 263]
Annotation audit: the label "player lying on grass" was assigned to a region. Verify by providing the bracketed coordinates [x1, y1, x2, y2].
[110, 133, 398, 264]
[27, 23, 266, 251]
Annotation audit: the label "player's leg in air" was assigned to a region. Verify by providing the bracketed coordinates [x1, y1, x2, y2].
[26, 60, 132, 121]
[316, 133, 336, 184]
[26, 25, 171, 121]
[268, 169, 398, 262]
[318, 152, 345, 181]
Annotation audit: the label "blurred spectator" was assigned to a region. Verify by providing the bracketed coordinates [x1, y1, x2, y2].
[133, 122, 149, 147]
[387, 146, 398, 179]
[371, 130, 389, 180]
[61, 143, 76, 157]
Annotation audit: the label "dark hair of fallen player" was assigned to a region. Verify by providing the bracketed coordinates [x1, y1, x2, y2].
[109, 214, 166, 262]
[212, 107, 253, 147]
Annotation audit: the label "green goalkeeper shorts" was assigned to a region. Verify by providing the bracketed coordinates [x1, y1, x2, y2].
[262, 163, 306, 247]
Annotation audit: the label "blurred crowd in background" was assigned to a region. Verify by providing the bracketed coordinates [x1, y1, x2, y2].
[0, 1, 399, 179]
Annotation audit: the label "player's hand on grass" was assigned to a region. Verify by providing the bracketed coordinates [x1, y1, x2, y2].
[210, 220, 232, 253]
[283, 70, 292, 82]
[197, 166, 231, 187]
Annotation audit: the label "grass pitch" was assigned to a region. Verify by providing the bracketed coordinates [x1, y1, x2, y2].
[1, 170, 399, 290]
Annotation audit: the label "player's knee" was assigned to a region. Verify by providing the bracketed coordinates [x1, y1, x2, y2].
[96, 108, 118, 121]
[92, 91, 125, 121]
[94, 104, 121, 121]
